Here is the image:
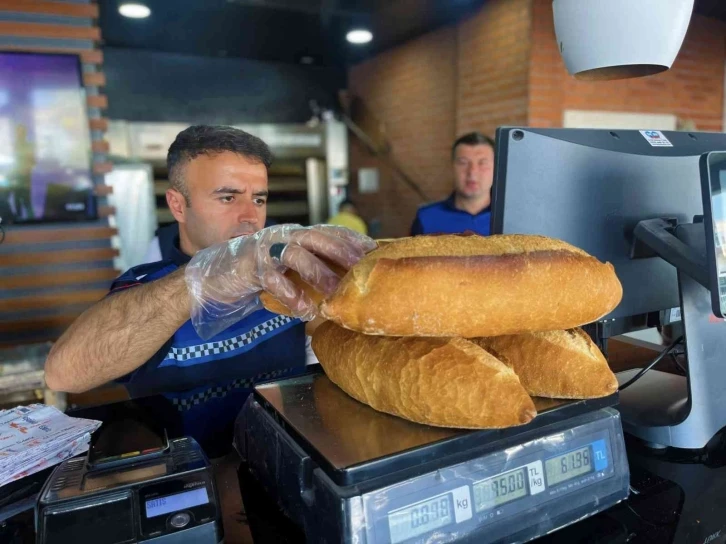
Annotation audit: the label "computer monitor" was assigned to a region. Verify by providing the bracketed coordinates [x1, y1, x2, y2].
[0, 52, 96, 224]
[492, 128, 726, 332]
[700, 151, 726, 318]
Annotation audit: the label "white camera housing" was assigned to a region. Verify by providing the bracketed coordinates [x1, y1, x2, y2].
[553, 0, 694, 80]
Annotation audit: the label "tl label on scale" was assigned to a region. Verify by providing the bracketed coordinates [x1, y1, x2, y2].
[525, 461, 545, 495]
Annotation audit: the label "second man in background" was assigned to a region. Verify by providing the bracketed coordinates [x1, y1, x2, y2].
[410, 132, 494, 236]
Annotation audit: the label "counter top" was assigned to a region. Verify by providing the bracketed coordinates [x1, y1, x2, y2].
[0, 336, 681, 543]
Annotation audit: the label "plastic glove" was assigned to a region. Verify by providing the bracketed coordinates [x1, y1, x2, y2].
[185, 224, 377, 339]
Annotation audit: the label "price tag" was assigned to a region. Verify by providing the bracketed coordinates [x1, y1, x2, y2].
[525, 461, 545, 495]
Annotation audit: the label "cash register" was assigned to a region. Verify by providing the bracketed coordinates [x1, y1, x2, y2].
[235, 128, 726, 544]
[35, 405, 223, 544]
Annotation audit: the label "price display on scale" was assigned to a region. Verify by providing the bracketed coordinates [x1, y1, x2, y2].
[545, 446, 592, 486]
[472, 466, 527, 511]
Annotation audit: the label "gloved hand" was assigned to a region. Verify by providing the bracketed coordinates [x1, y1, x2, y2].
[185, 224, 377, 339]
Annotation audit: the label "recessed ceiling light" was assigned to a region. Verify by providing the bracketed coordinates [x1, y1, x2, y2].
[346, 29, 373, 45]
[119, 3, 151, 19]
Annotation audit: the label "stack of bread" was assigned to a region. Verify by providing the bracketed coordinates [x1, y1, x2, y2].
[260, 234, 623, 430]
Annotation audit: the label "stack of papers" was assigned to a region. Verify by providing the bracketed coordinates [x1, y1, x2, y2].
[0, 404, 101, 487]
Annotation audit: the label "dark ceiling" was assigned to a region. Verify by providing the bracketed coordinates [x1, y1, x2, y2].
[99, 0, 486, 66]
[695, 0, 726, 21]
[99, 0, 726, 67]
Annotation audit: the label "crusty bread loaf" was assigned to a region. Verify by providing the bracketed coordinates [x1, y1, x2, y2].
[260, 261, 346, 316]
[313, 376, 457, 460]
[312, 320, 536, 429]
[473, 328, 617, 399]
[320, 234, 622, 338]
[260, 239, 394, 317]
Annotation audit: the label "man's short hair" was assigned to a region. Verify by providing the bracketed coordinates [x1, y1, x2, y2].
[451, 132, 495, 160]
[167, 125, 273, 205]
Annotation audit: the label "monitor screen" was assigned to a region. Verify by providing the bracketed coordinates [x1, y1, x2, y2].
[493, 128, 726, 324]
[715, 172, 726, 312]
[702, 152, 726, 317]
[0, 52, 96, 224]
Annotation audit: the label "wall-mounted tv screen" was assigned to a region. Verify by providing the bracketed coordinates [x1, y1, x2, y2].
[0, 52, 96, 224]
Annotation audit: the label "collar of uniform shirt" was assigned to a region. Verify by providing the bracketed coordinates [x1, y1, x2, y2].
[443, 192, 491, 216]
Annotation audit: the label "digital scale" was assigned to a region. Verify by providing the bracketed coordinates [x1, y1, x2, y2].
[35, 436, 222, 544]
[234, 370, 630, 544]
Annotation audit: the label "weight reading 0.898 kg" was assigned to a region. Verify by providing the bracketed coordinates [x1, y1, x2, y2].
[387, 493, 455, 544]
[409, 497, 451, 529]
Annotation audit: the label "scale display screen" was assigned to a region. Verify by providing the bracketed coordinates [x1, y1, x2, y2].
[545, 445, 593, 486]
[145, 487, 209, 518]
[387, 492, 454, 544]
[473, 466, 528, 512]
[362, 411, 625, 544]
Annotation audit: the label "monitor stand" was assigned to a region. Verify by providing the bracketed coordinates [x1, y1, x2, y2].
[618, 221, 726, 449]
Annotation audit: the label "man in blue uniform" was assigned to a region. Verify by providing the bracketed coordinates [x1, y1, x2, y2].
[410, 132, 495, 236]
[45, 125, 373, 456]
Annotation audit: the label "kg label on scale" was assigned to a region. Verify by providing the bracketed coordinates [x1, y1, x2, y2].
[451, 486, 473, 523]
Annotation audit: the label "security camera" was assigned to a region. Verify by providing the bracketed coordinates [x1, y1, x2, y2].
[553, 0, 694, 80]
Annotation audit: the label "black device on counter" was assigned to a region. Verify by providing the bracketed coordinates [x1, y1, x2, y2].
[36, 436, 222, 544]
[85, 414, 169, 469]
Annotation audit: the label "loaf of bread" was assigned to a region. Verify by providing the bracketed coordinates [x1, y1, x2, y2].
[260, 240, 394, 317]
[313, 375, 458, 461]
[260, 261, 346, 316]
[320, 234, 623, 338]
[311, 320, 537, 429]
[473, 328, 617, 399]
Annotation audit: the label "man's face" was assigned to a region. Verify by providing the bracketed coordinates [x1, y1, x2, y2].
[453, 144, 494, 200]
[169, 151, 268, 254]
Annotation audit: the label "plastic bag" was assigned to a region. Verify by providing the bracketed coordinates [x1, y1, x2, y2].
[185, 224, 377, 339]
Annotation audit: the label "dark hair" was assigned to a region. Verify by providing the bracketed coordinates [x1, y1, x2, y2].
[451, 132, 495, 160]
[167, 125, 273, 205]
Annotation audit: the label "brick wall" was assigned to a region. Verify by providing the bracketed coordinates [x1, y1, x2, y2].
[349, 0, 726, 237]
[0, 1, 118, 347]
[348, 27, 458, 238]
[457, 0, 531, 135]
[348, 0, 531, 237]
[529, 0, 726, 131]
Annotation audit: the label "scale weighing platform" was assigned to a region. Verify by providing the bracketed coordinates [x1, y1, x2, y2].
[234, 371, 630, 544]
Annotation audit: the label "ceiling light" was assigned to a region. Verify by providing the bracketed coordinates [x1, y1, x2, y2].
[346, 29, 373, 45]
[119, 3, 151, 19]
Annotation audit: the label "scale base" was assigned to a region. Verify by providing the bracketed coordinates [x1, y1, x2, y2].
[235, 372, 629, 544]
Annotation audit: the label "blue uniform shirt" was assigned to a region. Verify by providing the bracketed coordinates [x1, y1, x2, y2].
[410, 194, 491, 236]
[109, 240, 306, 456]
